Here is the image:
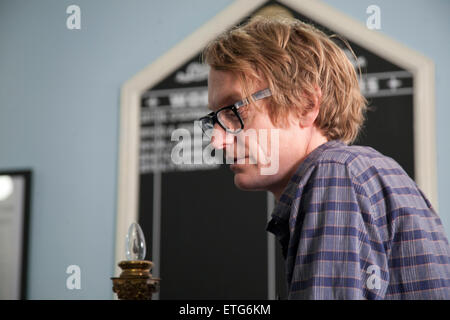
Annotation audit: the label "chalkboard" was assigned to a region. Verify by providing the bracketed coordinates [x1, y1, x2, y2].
[137, 0, 415, 299]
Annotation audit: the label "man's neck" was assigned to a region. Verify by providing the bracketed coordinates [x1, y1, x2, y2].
[271, 132, 328, 201]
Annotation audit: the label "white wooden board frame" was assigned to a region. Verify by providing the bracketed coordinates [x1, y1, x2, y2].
[113, 0, 438, 299]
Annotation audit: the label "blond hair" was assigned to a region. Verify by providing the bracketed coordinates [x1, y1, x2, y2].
[202, 16, 367, 144]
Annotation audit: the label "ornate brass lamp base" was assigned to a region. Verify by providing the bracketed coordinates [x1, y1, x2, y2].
[111, 260, 160, 300]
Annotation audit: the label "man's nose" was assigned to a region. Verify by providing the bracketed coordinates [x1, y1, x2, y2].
[210, 124, 234, 150]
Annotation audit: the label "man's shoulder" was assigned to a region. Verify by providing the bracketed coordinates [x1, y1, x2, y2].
[302, 141, 424, 209]
[315, 141, 390, 165]
[311, 141, 408, 180]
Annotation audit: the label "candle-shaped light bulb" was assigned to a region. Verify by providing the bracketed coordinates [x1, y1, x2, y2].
[125, 222, 146, 260]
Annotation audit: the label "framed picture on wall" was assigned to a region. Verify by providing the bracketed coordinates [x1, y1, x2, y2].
[0, 170, 32, 299]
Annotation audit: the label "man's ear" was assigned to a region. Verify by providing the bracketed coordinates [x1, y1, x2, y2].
[299, 86, 322, 128]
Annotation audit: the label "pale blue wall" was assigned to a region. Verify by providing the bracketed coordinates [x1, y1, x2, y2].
[0, 0, 448, 299]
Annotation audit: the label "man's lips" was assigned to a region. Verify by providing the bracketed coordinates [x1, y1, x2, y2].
[229, 157, 249, 173]
[226, 156, 248, 163]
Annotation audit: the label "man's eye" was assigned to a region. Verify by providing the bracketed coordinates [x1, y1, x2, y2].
[238, 109, 247, 118]
[222, 109, 234, 116]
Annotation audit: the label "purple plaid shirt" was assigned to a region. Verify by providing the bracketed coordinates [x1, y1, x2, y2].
[267, 140, 450, 299]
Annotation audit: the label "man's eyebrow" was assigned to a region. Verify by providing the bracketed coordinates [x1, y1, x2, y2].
[208, 93, 242, 111]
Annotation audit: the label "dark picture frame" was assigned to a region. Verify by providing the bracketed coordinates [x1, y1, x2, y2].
[0, 170, 32, 299]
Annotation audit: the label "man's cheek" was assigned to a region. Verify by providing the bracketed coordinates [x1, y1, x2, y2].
[261, 129, 279, 175]
[236, 130, 258, 164]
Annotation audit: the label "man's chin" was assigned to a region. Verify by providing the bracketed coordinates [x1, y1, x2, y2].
[233, 172, 262, 191]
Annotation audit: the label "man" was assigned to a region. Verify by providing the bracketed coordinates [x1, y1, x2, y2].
[198, 16, 450, 299]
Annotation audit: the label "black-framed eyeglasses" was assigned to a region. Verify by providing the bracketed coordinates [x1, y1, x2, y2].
[197, 88, 272, 138]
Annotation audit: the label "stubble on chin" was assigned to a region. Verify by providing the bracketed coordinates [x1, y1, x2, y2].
[232, 166, 271, 192]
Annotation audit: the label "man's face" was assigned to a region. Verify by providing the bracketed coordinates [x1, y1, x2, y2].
[207, 69, 317, 196]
